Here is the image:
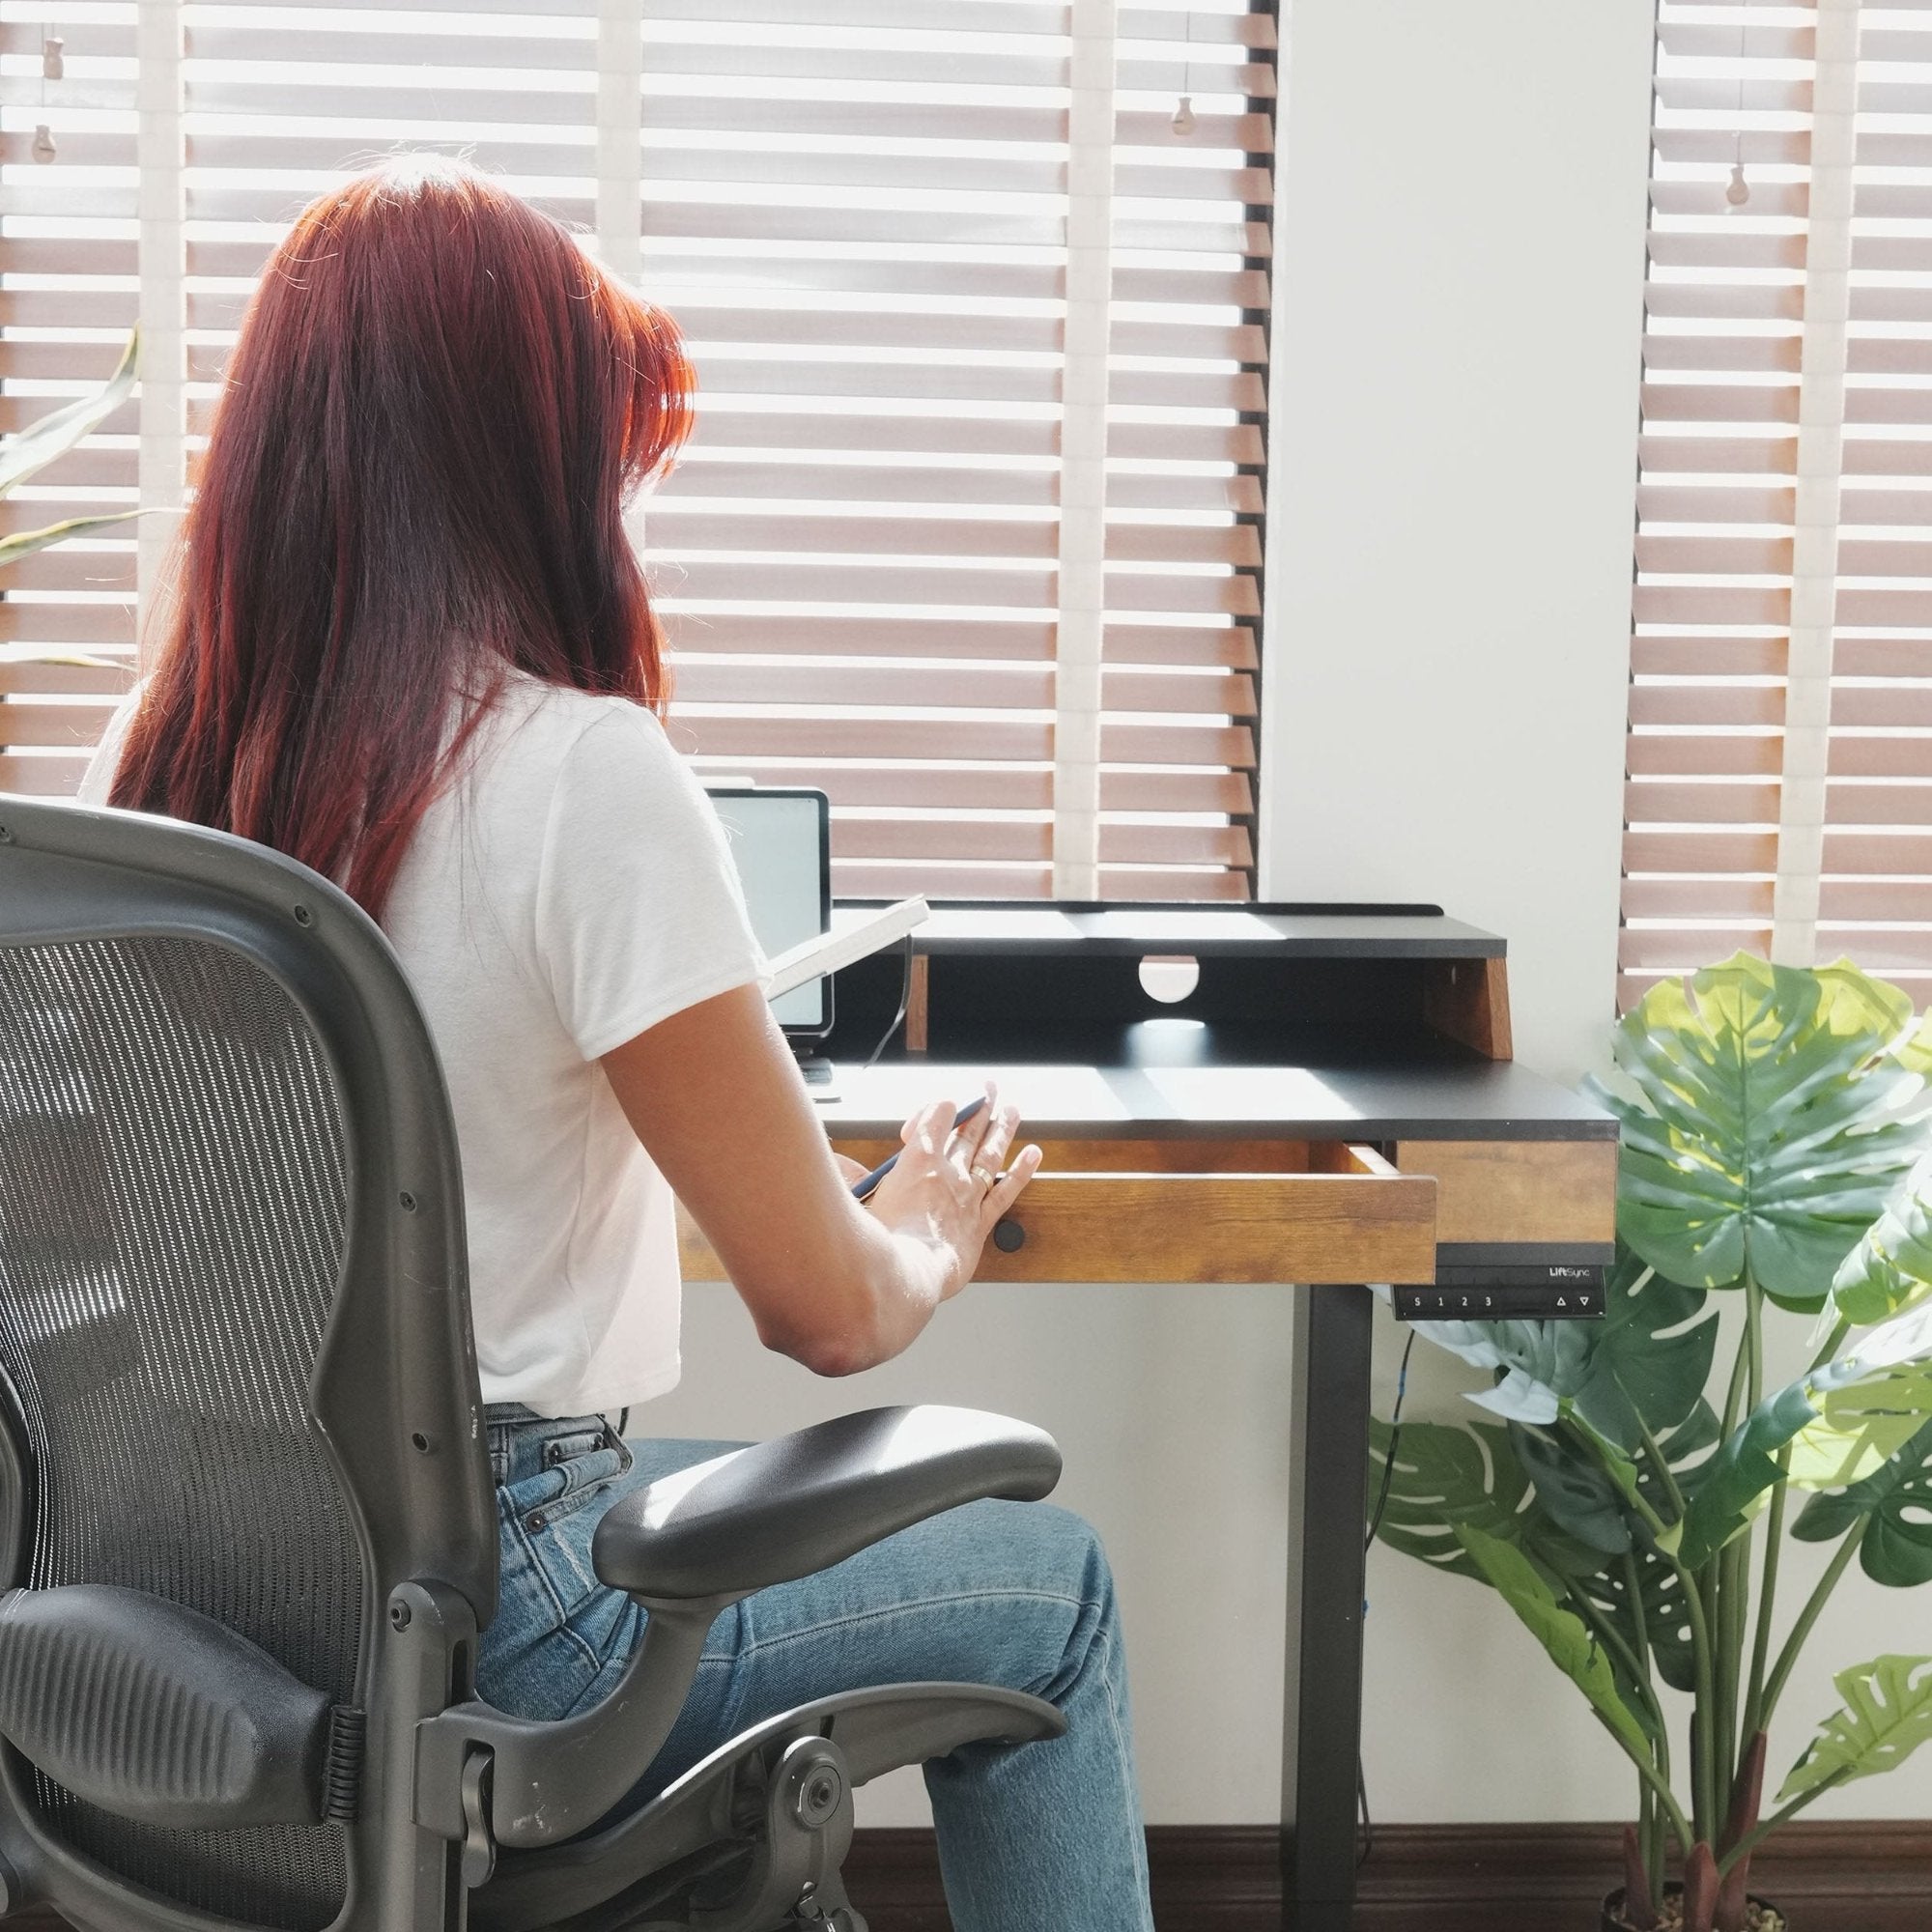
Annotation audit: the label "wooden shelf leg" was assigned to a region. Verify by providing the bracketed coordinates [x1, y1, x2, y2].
[1280, 1284, 1374, 1931]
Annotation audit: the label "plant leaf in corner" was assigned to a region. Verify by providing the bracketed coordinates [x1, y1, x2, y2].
[1586, 955, 1927, 1309]
[1367, 1415, 1599, 1582]
[1834, 1152, 1932, 1328]
[1411, 1245, 1716, 1452]
[1667, 1301, 1932, 1569]
[1778, 1655, 1932, 1803]
[1792, 1416, 1932, 1588]
[1453, 1523, 1652, 1762]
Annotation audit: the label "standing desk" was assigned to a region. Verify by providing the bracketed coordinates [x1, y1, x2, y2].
[679, 903, 1618, 1931]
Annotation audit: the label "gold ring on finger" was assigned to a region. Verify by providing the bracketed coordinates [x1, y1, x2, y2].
[972, 1163, 999, 1189]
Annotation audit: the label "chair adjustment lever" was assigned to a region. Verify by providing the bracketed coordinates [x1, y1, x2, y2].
[459, 1749, 497, 1890]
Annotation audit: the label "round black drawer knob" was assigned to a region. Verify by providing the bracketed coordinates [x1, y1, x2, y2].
[993, 1218, 1025, 1254]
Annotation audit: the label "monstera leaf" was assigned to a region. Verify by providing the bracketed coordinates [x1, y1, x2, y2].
[1571, 1404, 1721, 1695]
[1898, 1009, 1932, 1079]
[1778, 1655, 1932, 1802]
[1414, 1246, 1716, 1450]
[0, 328, 137, 499]
[1667, 1301, 1932, 1569]
[1513, 1422, 1634, 1555]
[1793, 1417, 1932, 1588]
[1588, 955, 1928, 1309]
[1367, 1415, 1599, 1582]
[1834, 1153, 1932, 1327]
[1582, 1525, 1702, 1694]
[0, 509, 142, 570]
[1455, 1524, 1653, 1761]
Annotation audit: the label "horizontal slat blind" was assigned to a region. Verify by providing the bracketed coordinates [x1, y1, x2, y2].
[1620, 0, 1816, 1007]
[1828, 0, 1932, 997]
[1, 0, 1271, 901]
[635, 0, 1270, 898]
[0, 2, 141, 794]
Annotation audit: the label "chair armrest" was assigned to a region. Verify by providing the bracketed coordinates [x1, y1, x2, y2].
[592, 1405, 1061, 1604]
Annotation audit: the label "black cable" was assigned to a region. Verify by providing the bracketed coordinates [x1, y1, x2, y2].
[1358, 1324, 1418, 1867]
[864, 931, 916, 1068]
[1364, 1328, 1417, 1557]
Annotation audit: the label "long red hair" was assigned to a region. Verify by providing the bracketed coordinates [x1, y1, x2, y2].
[111, 156, 694, 918]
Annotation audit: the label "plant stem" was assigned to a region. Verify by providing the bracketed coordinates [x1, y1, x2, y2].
[1564, 1415, 1718, 1836]
[1714, 1768, 1854, 1880]
[1741, 1451, 1790, 1746]
[1744, 1275, 1764, 1414]
[1808, 1315, 1851, 1377]
[1599, 1710, 1696, 1857]
[1760, 1519, 1867, 1730]
[1631, 1408, 1690, 1525]
[1711, 1542, 1747, 1821]
[1623, 1551, 1669, 1789]
[1568, 1582, 1669, 1744]
[1719, 1303, 1753, 1444]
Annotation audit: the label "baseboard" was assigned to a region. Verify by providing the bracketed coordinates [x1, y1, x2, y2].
[10, 1820, 1929, 1929]
[837, 1820, 1932, 1932]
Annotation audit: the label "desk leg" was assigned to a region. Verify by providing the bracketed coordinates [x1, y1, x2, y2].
[1280, 1284, 1374, 1932]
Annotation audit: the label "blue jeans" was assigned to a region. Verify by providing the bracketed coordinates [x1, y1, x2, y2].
[476, 1408, 1154, 1932]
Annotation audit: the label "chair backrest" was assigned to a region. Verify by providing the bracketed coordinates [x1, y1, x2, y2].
[0, 797, 496, 1932]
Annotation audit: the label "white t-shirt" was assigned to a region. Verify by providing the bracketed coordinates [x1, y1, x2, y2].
[80, 673, 766, 1419]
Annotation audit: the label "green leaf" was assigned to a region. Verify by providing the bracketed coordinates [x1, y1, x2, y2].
[0, 328, 138, 499]
[1582, 1533, 1701, 1695]
[0, 510, 141, 571]
[1793, 1417, 1932, 1588]
[1834, 1152, 1932, 1327]
[1896, 1009, 1932, 1080]
[1667, 1300, 1932, 1569]
[1586, 954, 1929, 1308]
[1512, 1422, 1633, 1555]
[1778, 1655, 1932, 1803]
[1454, 1523, 1654, 1762]
[1565, 1402, 1719, 1694]
[1367, 1415, 1600, 1582]
[1412, 1244, 1717, 1451]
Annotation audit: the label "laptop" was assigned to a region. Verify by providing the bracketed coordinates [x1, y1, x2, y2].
[706, 785, 836, 1081]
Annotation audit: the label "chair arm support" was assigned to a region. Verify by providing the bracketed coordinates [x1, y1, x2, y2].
[591, 1405, 1063, 1604]
[419, 1406, 1061, 1857]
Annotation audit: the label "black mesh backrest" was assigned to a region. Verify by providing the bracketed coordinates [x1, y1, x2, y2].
[0, 932, 364, 1929]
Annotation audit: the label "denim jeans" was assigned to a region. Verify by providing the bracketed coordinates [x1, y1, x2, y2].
[476, 1407, 1155, 1932]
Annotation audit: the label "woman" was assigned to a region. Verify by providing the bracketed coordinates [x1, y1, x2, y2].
[79, 156, 1154, 1929]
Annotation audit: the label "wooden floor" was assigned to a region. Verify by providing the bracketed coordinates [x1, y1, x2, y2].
[11, 1821, 1931, 1928]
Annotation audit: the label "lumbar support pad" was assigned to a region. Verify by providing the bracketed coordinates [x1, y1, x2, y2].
[0, 1583, 334, 1829]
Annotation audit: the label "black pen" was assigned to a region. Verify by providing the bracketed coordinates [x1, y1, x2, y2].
[850, 1096, 987, 1202]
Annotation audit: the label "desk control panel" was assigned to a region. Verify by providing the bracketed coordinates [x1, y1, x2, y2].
[1395, 1264, 1606, 1322]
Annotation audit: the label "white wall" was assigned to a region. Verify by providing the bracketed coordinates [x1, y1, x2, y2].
[649, 0, 1932, 1836]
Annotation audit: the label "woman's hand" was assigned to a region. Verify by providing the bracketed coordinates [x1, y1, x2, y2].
[602, 986, 1042, 1377]
[860, 1084, 1042, 1299]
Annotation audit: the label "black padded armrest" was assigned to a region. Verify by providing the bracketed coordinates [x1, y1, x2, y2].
[592, 1405, 1061, 1604]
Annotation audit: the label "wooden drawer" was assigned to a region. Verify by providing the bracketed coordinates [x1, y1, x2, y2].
[1391, 1137, 1617, 1247]
[678, 1140, 1437, 1288]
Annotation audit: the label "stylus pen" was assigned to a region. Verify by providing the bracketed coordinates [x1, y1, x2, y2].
[850, 1095, 987, 1203]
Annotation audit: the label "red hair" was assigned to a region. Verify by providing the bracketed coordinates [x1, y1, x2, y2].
[112, 156, 694, 918]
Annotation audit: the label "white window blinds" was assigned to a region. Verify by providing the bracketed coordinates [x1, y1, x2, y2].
[1, 0, 1274, 901]
[1624, 0, 1932, 1009]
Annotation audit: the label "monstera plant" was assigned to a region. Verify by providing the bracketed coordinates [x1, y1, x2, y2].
[0, 329, 140, 573]
[1370, 954, 1932, 1932]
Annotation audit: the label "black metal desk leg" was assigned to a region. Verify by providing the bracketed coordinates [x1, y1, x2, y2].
[1280, 1284, 1375, 1931]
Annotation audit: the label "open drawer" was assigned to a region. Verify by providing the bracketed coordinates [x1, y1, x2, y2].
[677, 1139, 1437, 1288]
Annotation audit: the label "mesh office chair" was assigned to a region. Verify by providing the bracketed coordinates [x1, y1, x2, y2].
[0, 795, 1064, 1932]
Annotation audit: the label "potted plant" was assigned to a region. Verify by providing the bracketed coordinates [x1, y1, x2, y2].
[0, 327, 140, 572]
[1370, 953, 1932, 1932]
